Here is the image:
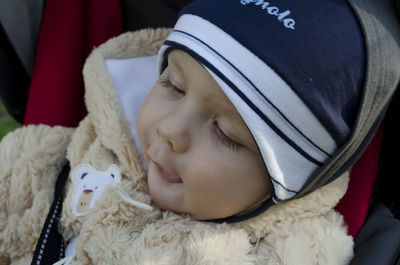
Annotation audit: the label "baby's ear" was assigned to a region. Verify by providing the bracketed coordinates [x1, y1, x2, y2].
[108, 164, 122, 184]
[71, 164, 93, 185]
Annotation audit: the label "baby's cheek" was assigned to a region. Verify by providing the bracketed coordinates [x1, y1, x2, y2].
[184, 172, 231, 214]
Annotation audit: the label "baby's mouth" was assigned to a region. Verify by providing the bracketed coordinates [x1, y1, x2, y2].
[154, 161, 182, 183]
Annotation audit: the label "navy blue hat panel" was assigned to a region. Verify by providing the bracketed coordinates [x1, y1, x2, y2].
[180, 0, 365, 146]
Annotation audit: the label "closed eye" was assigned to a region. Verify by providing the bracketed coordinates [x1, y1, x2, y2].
[158, 70, 185, 98]
[213, 121, 244, 151]
[166, 84, 185, 97]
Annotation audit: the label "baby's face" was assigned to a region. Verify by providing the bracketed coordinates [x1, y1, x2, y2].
[137, 50, 271, 220]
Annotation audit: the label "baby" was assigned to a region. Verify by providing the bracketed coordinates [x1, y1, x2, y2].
[1, 0, 399, 264]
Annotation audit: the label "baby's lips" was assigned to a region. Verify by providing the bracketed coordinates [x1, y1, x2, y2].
[155, 161, 182, 183]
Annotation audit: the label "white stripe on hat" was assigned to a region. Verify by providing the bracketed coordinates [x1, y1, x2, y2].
[157, 14, 337, 201]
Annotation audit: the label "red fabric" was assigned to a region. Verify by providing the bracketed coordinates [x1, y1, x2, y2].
[24, 0, 123, 127]
[335, 122, 384, 237]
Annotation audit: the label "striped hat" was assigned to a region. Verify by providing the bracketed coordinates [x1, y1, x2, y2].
[157, 0, 365, 210]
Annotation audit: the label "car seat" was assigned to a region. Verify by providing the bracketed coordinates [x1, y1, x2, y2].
[15, 0, 400, 264]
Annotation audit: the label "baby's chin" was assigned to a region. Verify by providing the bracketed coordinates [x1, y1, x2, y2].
[157, 202, 244, 221]
[148, 191, 212, 220]
[148, 183, 185, 214]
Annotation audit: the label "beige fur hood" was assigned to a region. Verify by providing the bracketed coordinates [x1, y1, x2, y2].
[0, 28, 353, 265]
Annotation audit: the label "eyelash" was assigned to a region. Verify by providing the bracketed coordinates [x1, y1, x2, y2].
[214, 122, 244, 151]
[159, 72, 243, 151]
[159, 74, 185, 97]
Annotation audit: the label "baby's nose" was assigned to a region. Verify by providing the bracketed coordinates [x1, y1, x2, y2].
[157, 113, 190, 153]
